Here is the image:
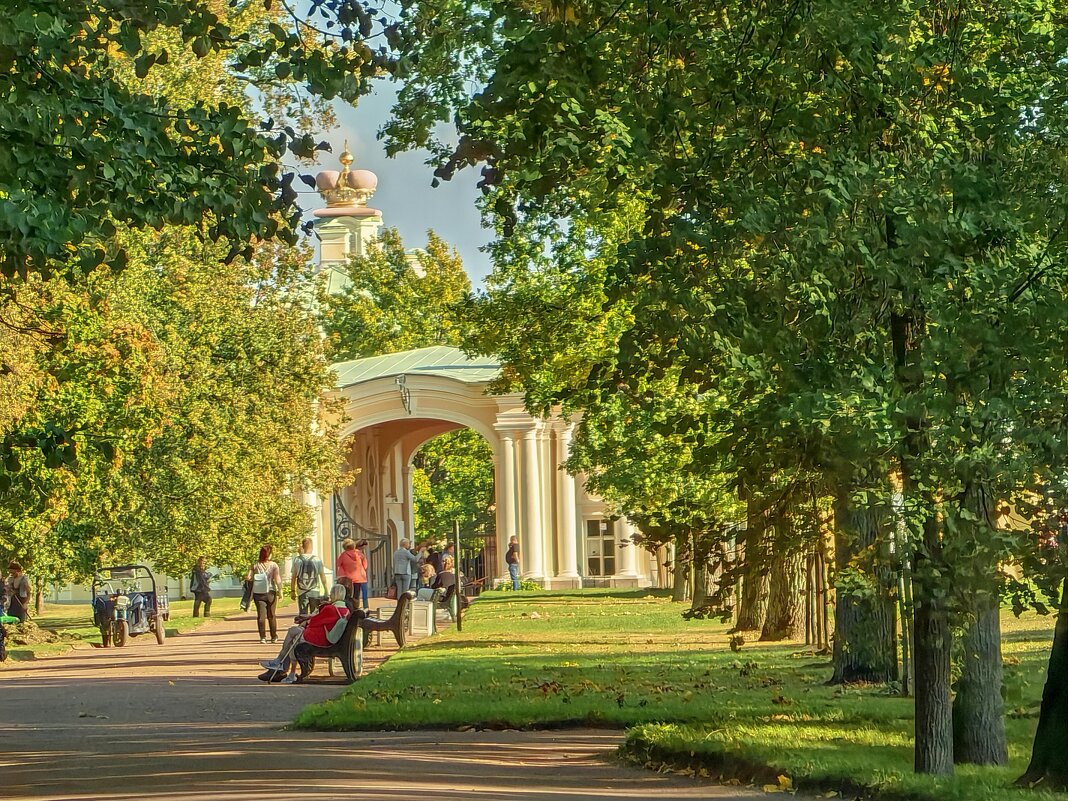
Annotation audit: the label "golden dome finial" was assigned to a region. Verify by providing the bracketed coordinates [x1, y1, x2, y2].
[313, 140, 379, 209]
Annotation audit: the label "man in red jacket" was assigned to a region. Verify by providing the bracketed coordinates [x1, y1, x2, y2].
[260, 583, 349, 684]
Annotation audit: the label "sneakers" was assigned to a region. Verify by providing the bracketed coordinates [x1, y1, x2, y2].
[281, 673, 300, 684]
[260, 659, 284, 670]
[259, 637, 268, 644]
[271, 637, 279, 644]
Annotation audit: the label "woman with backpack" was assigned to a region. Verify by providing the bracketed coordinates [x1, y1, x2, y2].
[246, 545, 282, 643]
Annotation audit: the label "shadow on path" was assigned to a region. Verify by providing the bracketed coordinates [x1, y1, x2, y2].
[0, 604, 759, 801]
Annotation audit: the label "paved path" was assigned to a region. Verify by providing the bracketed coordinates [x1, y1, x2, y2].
[0, 609, 761, 801]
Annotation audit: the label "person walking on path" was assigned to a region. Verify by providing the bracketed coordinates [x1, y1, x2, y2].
[190, 557, 214, 617]
[292, 538, 328, 615]
[505, 536, 521, 591]
[392, 539, 420, 598]
[335, 538, 368, 609]
[4, 562, 31, 622]
[246, 545, 282, 643]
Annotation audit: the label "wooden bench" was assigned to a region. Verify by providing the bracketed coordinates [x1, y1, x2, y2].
[359, 590, 415, 648]
[257, 608, 367, 685]
[434, 583, 474, 621]
[298, 608, 367, 683]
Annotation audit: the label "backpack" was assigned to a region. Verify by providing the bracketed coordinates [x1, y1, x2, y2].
[324, 604, 351, 644]
[251, 563, 270, 594]
[295, 556, 318, 594]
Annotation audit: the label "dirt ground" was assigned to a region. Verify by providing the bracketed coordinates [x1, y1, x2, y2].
[0, 606, 760, 801]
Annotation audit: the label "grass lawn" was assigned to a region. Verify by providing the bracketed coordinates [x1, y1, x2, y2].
[2, 597, 243, 662]
[295, 589, 1067, 801]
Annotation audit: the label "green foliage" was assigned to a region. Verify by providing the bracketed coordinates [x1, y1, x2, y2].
[493, 578, 541, 592]
[0, 232, 343, 582]
[412, 429, 495, 542]
[323, 228, 470, 360]
[0, 1, 347, 583]
[383, 0, 1068, 587]
[0, 0, 389, 282]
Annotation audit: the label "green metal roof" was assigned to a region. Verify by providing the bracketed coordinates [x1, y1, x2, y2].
[332, 346, 501, 389]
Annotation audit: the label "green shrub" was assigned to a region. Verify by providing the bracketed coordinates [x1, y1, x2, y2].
[492, 579, 542, 591]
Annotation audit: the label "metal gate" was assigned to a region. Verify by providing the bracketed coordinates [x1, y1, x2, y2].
[332, 493, 391, 597]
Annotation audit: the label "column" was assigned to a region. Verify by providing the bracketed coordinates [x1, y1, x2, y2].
[520, 426, 545, 581]
[619, 519, 640, 579]
[305, 490, 333, 581]
[537, 427, 554, 578]
[555, 426, 580, 583]
[496, 431, 518, 578]
[401, 465, 414, 544]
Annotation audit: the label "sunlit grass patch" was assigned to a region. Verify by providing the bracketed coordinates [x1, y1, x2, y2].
[294, 589, 1061, 799]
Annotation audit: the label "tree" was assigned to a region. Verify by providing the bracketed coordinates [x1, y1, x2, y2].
[381, 0, 1068, 778]
[0, 0, 353, 583]
[0, 0, 391, 283]
[323, 229, 469, 359]
[412, 429, 495, 541]
[0, 231, 344, 583]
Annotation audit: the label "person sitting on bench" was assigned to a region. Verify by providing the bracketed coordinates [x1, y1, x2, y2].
[259, 583, 349, 684]
[432, 556, 470, 613]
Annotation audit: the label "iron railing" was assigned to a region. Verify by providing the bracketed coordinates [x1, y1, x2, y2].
[332, 492, 392, 597]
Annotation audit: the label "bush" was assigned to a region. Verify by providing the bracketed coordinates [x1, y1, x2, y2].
[493, 579, 542, 592]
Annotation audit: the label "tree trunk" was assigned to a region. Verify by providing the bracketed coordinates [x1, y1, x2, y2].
[830, 489, 897, 684]
[953, 483, 1007, 766]
[817, 537, 833, 652]
[954, 601, 1007, 765]
[912, 514, 954, 775]
[671, 531, 690, 602]
[735, 500, 769, 632]
[890, 303, 953, 776]
[760, 549, 805, 641]
[692, 559, 710, 609]
[34, 577, 44, 616]
[1018, 577, 1068, 788]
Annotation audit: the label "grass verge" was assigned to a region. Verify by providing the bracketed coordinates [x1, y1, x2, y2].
[3, 597, 242, 662]
[294, 589, 1063, 801]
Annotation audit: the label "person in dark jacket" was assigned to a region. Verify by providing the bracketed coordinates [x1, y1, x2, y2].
[190, 556, 213, 617]
[505, 535, 521, 590]
[427, 547, 443, 574]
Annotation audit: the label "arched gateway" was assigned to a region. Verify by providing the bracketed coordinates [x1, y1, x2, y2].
[303, 146, 657, 592]
[303, 344, 657, 591]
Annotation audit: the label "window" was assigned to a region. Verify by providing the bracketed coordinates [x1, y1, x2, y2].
[585, 519, 616, 576]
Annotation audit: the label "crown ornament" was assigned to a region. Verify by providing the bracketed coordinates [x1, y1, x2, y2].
[315, 141, 377, 208]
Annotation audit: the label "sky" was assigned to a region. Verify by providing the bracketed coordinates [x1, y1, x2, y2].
[296, 82, 494, 284]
